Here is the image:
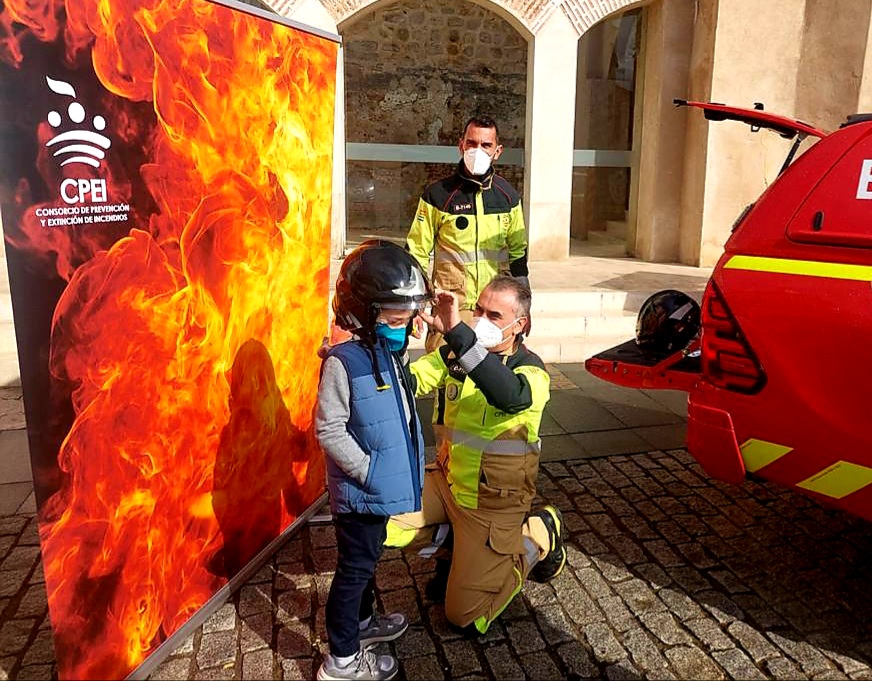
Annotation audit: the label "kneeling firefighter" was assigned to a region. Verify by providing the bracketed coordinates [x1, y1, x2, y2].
[387, 275, 567, 635]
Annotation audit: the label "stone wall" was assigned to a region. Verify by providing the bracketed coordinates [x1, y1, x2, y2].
[342, 0, 528, 235]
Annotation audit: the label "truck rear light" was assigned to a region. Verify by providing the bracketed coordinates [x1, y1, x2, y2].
[717, 352, 758, 376]
[701, 284, 766, 393]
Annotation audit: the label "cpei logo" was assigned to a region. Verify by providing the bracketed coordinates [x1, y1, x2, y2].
[44, 76, 112, 204]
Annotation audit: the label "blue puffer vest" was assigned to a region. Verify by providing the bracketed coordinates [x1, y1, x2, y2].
[323, 338, 424, 516]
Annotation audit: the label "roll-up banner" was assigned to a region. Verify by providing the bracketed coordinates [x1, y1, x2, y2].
[0, 0, 338, 677]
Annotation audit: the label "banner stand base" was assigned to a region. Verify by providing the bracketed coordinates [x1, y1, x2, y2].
[307, 512, 333, 525]
[125, 491, 329, 681]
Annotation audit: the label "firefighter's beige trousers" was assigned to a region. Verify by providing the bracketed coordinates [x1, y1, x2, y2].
[388, 464, 550, 631]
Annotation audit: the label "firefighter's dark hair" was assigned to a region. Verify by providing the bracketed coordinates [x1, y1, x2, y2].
[462, 115, 500, 142]
[484, 275, 530, 321]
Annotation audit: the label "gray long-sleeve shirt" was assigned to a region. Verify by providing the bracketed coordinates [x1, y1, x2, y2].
[315, 351, 413, 486]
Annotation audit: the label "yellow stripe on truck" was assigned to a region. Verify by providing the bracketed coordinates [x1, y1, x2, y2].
[740, 438, 792, 473]
[724, 255, 872, 281]
[796, 461, 872, 500]
[739, 438, 872, 500]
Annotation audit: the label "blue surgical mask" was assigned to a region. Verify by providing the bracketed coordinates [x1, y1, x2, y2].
[375, 322, 407, 351]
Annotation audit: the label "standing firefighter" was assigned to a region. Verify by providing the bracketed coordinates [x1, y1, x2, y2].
[407, 115, 529, 353]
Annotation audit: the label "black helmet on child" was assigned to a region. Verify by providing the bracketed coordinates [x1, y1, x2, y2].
[333, 239, 433, 334]
[635, 289, 701, 353]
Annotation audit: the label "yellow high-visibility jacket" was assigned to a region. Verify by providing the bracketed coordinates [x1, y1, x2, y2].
[407, 164, 528, 311]
[410, 323, 550, 512]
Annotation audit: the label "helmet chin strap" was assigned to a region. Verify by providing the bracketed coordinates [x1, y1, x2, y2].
[364, 340, 389, 390]
[365, 307, 390, 390]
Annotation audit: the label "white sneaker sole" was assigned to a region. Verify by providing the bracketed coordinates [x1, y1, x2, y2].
[358, 620, 409, 648]
[316, 664, 399, 680]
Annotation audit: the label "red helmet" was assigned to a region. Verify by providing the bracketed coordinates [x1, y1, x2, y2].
[635, 290, 701, 353]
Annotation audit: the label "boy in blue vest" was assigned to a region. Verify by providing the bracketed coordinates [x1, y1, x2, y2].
[315, 240, 433, 681]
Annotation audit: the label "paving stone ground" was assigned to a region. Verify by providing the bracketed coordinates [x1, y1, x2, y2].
[2, 369, 872, 680]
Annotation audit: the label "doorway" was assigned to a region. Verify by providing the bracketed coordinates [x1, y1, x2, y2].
[570, 8, 641, 255]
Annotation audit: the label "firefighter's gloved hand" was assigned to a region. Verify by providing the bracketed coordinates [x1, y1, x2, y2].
[514, 275, 531, 292]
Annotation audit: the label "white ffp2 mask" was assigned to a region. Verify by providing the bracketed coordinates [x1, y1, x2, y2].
[472, 316, 518, 349]
[463, 147, 492, 176]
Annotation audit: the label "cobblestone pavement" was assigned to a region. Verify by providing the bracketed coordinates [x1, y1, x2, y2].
[3, 372, 872, 680]
[142, 452, 872, 681]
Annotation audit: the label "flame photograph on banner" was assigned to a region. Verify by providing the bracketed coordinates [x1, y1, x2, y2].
[0, 0, 337, 677]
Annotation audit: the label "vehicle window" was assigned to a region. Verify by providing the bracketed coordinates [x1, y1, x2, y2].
[786, 129, 872, 248]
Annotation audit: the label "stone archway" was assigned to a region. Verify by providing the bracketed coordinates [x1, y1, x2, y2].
[337, 0, 531, 246]
[263, 0, 658, 261]
[268, 0, 646, 37]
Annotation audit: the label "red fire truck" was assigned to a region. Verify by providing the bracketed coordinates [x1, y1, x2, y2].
[586, 100, 872, 522]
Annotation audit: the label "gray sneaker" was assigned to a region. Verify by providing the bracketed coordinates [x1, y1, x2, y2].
[316, 648, 398, 681]
[358, 611, 408, 648]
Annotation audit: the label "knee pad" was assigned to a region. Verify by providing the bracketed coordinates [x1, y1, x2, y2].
[384, 521, 417, 548]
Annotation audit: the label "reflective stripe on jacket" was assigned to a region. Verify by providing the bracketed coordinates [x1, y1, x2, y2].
[323, 340, 424, 515]
[407, 163, 528, 311]
[410, 338, 550, 512]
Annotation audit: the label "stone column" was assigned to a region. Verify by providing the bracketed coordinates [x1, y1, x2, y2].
[524, 8, 579, 261]
[632, 0, 693, 263]
[859, 15, 872, 111]
[859, 19, 872, 112]
[794, 0, 871, 130]
[696, 0, 805, 266]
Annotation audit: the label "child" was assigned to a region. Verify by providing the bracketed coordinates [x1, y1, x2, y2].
[315, 240, 432, 681]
